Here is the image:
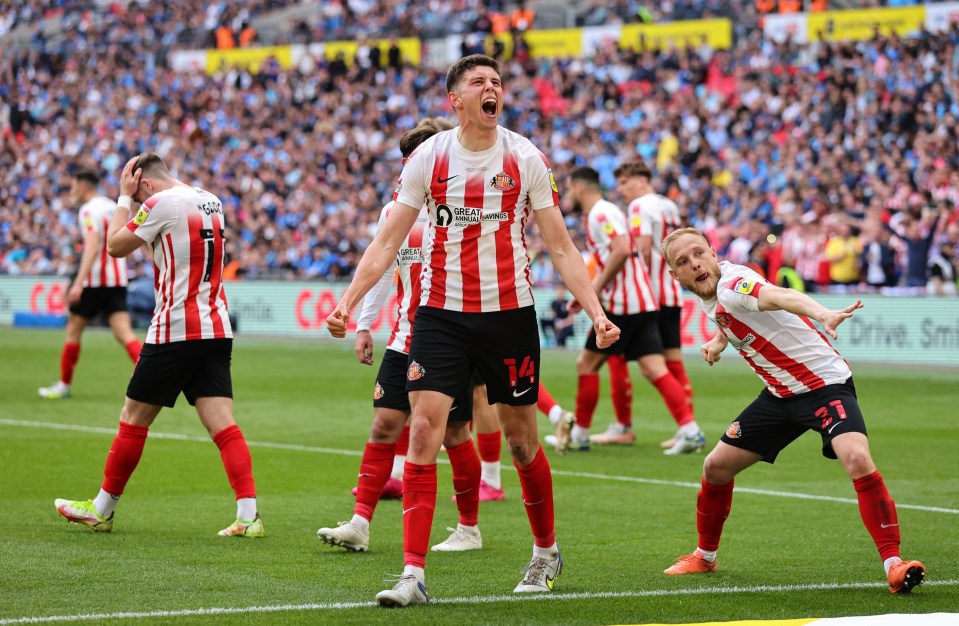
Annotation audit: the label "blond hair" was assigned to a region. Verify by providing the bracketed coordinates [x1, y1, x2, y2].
[660, 227, 710, 268]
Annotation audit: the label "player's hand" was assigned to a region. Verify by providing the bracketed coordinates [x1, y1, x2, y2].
[355, 330, 374, 365]
[566, 297, 582, 314]
[67, 283, 83, 305]
[701, 337, 725, 365]
[119, 156, 142, 198]
[819, 299, 863, 339]
[326, 303, 350, 338]
[593, 315, 620, 349]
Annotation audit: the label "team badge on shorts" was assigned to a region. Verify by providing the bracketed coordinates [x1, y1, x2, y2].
[407, 361, 425, 381]
[726, 421, 742, 439]
[490, 171, 515, 191]
[374, 382, 385, 400]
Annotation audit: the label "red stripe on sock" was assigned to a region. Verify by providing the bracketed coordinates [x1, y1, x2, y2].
[476, 431, 501, 463]
[60, 342, 80, 385]
[652, 372, 693, 426]
[101, 421, 149, 495]
[515, 446, 555, 548]
[853, 470, 901, 562]
[607, 354, 633, 427]
[697, 477, 733, 552]
[402, 462, 437, 569]
[574, 373, 599, 429]
[353, 442, 396, 522]
[212, 424, 256, 500]
[447, 439, 480, 526]
[395, 425, 411, 457]
[536, 383, 558, 416]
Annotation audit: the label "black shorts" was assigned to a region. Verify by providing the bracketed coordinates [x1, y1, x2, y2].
[69, 286, 128, 319]
[585, 310, 663, 360]
[721, 377, 867, 463]
[658, 306, 682, 350]
[126, 339, 233, 408]
[373, 348, 473, 422]
[407, 306, 540, 407]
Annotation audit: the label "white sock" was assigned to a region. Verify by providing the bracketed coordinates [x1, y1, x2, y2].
[351, 514, 370, 533]
[403, 564, 425, 582]
[93, 489, 119, 518]
[547, 404, 563, 425]
[533, 542, 558, 559]
[697, 547, 717, 563]
[236, 497, 257, 521]
[883, 556, 902, 575]
[571, 425, 590, 441]
[391, 454, 406, 480]
[481, 461, 501, 489]
[609, 422, 628, 434]
[678, 421, 701, 437]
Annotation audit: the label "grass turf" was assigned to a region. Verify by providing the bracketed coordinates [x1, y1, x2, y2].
[1, 326, 957, 625]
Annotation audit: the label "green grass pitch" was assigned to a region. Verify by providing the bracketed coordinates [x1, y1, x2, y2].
[1, 326, 956, 625]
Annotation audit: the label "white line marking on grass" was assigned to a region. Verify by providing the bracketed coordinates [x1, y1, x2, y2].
[2, 418, 956, 516]
[1, 579, 957, 624]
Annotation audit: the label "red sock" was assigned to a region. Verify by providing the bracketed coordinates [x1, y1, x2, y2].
[395, 425, 410, 457]
[652, 372, 693, 426]
[536, 383, 559, 416]
[476, 431, 501, 463]
[607, 355, 633, 427]
[853, 470, 901, 562]
[574, 373, 599, 429]
[212, 424, 256, 500]
[697, 477, 734, 552]
[101, 421, 149, 495]
[402, 462, 437, 568]
[447, 440, 480, 526]
[353, 442, 395, 522]
[60, 342, 80, 385]
[125, 339, 142, 363]
[514, 446, 555, 548]
[667, 359, 693, 411]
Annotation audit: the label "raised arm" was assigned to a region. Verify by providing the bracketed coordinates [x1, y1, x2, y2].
[757, 283, 863, 339]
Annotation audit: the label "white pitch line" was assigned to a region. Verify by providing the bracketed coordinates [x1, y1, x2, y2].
[1, 579, 957, 624]
[2, 417, 957, 516]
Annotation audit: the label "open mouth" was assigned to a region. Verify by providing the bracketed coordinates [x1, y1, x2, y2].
[482, 98, 497, 117]
[696, 273, 709, 283]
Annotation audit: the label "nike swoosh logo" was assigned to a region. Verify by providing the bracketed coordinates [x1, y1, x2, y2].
[522, 498, 543, 506]
[449, 405, 459, 412]
[880, 522, 899, 528]
[513, 387, 533, 398]
[403, 507, 419, 515]
[358, 473, 372, 478]
[454, 489, 472, 495]
[437, 175, 459, 184]
[827, 423, 841, 434]
[546, 575, 555, 590]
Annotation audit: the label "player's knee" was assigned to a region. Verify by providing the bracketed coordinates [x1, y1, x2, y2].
[575, 352, 599, 374]
[506, 440, 536, 465]
[839, 447, 875, 477]
[702, 453, 733, 484]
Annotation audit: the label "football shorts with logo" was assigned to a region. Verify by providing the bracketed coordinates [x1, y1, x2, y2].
[373, 347, 473, 422]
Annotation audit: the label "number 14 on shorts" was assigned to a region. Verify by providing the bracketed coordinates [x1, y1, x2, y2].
[503, 356, 535, 387]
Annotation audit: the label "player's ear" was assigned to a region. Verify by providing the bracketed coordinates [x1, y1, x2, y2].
[448, 91, 461, 110]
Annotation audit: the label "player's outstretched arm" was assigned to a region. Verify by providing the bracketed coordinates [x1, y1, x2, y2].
[758, 284, 863, 339]
[534, 206, 620, 348]
[326, 202, 419, 338]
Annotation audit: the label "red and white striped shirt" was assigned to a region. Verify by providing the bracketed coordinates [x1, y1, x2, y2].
[627, 193, 683, 307]
[393, 126, 560, 313]
[356, 202, 429, 354]
[704, 262, 851, 398]
[79, 196, 128, 288]
[126, 186, 232, 344]
[586, 199, 657, 315]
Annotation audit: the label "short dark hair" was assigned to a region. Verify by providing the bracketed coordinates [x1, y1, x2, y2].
[613, 160, 652, 180]
[133, 153, 172, 179]
[73, 168, 100, 186]
[445, 54, 499, 93]
[570, 166, 601, 189]
[400, 117, 454, 158]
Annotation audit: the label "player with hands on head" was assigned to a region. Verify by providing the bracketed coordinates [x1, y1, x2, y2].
[54, 154, 263, 539]
[659, 227, 924, 595]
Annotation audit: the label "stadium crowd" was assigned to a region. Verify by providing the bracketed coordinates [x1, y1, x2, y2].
[1, 1, 959, 294]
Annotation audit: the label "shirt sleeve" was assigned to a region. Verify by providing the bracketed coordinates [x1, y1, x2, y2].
[78, 207, 98, 234]
[523, 149, 561, 211]
[638, 199, 654, 237]
[126, 195, 177, 243]
[393, 149, 430, 209]
[589, 209, 617, 250]
[717, 274, 765, 314]
[627, 200, 642, 238]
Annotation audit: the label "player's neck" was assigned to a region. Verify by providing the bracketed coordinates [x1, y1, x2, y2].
[456, 124, 497, 152]
[583, 193, 603, 212]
